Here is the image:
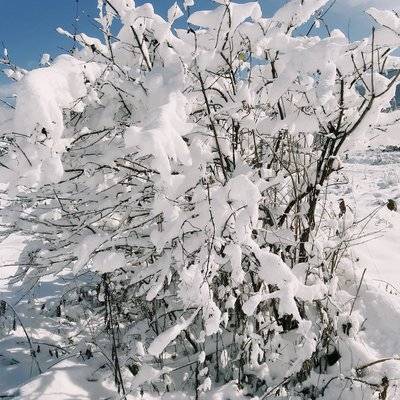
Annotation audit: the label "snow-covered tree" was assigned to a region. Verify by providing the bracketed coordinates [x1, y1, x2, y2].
[1, 1, 400, 398]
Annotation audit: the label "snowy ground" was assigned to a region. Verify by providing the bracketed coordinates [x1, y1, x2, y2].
[1, 146, 400, 399]
[344, 149, 400, 294]
[0, 235, 122, 399]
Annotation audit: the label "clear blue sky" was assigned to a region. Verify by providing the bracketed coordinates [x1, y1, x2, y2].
[0, 0, 396, 86]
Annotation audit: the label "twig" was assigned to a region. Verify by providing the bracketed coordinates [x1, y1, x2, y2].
[350, 268, 366, 315]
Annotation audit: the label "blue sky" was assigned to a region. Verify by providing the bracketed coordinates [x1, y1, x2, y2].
[0, 0, 399, 87]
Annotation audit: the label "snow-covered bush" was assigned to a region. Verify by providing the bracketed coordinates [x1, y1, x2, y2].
[1, 1, 400, 398]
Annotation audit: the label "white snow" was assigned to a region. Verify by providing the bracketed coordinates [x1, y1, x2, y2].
[148, 310, 199, 357]
[168, 2, 184, 24]
[2, 0, 400, 399]
[91, 251, 126, 273]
